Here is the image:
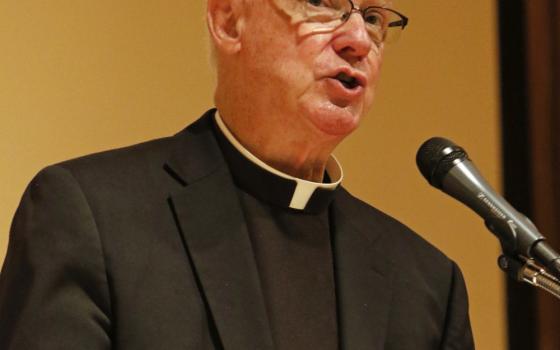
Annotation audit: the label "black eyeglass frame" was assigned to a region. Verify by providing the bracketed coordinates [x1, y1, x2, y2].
[340, 0, 409, 31]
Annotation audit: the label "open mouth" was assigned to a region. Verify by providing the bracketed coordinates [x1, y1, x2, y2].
[334, 72, 360, 90]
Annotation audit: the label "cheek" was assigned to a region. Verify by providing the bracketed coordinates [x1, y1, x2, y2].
[363, 51, 384, 103]
[293, 35, 336, 90]
[243, 41, 299, 96]
[272, 37, 327, 98]
[369, 46, 384, 80]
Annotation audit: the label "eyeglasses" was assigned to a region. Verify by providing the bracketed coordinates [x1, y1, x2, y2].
[276, 0, 409, 45]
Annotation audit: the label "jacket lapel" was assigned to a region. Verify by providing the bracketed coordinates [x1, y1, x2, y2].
[332, 189, 395, 350]
[165, 111, 274, 349]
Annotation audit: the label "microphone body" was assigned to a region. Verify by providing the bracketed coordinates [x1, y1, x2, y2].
[417, 137, 560, 277]
[443, 159, 542, 255]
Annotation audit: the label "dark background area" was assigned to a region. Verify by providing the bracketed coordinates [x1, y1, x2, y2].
[498, 1, 560, 349]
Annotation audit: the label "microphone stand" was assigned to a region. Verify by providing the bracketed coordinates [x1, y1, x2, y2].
[498, 254, 560, 300]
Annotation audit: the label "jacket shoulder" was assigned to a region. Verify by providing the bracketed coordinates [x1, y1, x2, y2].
[56, 135, 175, 178]
[53, 110, 216, 185]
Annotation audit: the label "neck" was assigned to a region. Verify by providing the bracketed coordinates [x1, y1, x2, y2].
[265, 146, 331, 182]
[215, 108, 338, 183]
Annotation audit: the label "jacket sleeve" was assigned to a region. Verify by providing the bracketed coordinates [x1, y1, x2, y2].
[439, 261, 475, 350]
[0, 165, 112, 349]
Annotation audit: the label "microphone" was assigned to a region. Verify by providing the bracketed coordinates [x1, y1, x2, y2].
[416, 137, 560, 278]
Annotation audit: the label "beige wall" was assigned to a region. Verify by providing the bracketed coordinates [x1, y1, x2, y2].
[0, 1, 505, 348]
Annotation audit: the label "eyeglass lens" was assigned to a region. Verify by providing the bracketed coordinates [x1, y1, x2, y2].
[307, 0, 406, 42]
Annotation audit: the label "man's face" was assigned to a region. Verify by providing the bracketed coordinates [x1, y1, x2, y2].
[238, 0, 386, 140]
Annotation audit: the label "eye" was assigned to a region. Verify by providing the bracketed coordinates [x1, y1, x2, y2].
[307, 0, 335, 8]
[307, 0, 325, 6]
[363, 9, 385, 26]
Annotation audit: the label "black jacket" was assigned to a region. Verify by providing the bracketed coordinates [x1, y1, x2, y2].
[0, 110, 474, 349]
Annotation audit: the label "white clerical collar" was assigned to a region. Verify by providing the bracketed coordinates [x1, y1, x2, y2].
[214, 111, 343, 211]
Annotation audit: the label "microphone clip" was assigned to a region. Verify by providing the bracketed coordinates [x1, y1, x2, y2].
[498, 254, 560, 300]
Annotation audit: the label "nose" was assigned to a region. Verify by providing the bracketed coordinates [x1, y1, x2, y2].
[331, 12, 373, 64]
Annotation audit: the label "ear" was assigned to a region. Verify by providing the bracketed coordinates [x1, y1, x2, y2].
[207, 0, 244, 55]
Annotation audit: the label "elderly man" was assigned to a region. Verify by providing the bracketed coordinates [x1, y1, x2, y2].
[0, 0, 474, 349]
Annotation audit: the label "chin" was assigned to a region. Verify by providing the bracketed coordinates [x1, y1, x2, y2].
[302, 102, 363, 137]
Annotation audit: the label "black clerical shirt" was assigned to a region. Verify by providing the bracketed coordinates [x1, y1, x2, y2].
[213, 113, 342, 350]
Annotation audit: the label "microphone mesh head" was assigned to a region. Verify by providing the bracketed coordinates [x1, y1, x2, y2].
[416, 137, 469, 188]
